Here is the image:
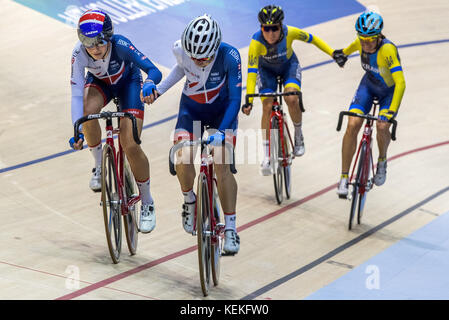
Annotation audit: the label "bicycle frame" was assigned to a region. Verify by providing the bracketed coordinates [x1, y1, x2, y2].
[168, 138, 236, 238]
[74, 110, 142, 218]
[348, 106, 377, 193]
[269, 98, 295, 168]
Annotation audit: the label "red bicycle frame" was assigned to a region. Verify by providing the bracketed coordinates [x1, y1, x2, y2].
[348, 106, 377, 193]
[269, 100, 295, 168]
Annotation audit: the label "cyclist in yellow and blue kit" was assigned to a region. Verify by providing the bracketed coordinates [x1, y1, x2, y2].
[333, 11, 406, 197]
[242, 5, 337, 176]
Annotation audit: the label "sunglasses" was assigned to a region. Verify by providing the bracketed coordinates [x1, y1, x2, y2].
[191, 55, 214, 62]
[84, 39, 108, 49]
[358, 35, 378, 42]
[262, 25, 280, 32]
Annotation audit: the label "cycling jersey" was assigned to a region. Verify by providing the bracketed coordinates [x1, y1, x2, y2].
[343, 37, 405, 114]
[157, 40, 242, 138]
[70, 34, 162, 122]
[246, 25, 334, 103]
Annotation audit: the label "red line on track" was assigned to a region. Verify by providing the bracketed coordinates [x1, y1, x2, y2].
[55, 140, 449, 300]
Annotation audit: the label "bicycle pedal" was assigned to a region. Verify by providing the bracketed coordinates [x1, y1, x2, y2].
[221, 251, 236, 257]
[338, 194, 348, 200]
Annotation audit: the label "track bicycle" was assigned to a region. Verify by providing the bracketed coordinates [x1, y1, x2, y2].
[73, 99, 142, 263]
[336, 99, 398, 230]
[244, 76, 304, 204]
[169, 131, 237, 296]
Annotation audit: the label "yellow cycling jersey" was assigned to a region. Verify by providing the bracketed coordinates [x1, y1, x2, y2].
[246, 25, 334, 104]
[343, 37, 406, 113]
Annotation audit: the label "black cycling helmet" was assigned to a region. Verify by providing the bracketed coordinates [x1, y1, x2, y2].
[258, 5, 284, 25]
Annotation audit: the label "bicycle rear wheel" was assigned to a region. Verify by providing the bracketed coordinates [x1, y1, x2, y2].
[349, 142, 365, 230]
[270, 116, 283, 204]
[211, 178, 223, 286]
[123, 158, 139, 255]
[101, 144, 122, 264]
[357, 143, 371, 225]
[196, 172, 212, 296]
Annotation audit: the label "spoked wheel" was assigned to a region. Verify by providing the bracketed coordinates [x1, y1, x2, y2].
[270, 117, 283, 204]
[282, 125, 292, 200]
[196, 172, 212, 296]
[357, 143, 371, 225]
[349, 142, 366, 230]
[101, 144, 122, 264]
[211, 178, 223, 286]
[123, 158, 139, 256]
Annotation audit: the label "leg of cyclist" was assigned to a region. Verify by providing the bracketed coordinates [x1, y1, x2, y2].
[258, 67, 278, 176]
[283, 54, 305, 157]
[374, 94, 394, 186]
[338, 78, 372, 197]
[261, 96, 275, 176]
[119, 74, 155, 233]
[83, 78, 111, 192]
[212, 132, 240, 254]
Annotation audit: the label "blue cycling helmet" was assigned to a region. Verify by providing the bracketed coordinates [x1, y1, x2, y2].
[355, 11, 383, 36]
[77, 9, 113, 47]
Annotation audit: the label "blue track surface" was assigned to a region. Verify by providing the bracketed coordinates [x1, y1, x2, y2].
[306, 210, 449, 300]
[14, 0, 365, 68]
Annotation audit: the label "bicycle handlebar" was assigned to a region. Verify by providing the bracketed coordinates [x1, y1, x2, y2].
[245, 92, 305, 112]
[336, 111, 398, 141]
[73, 111, 141, 145]
[169, 139, 237, 176]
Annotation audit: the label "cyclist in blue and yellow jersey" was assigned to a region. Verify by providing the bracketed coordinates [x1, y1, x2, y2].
[148, 15, 242, 254]
[242, 5, 338, 176]
[333, 11, 406, 197]
[68, 9, 162, 233]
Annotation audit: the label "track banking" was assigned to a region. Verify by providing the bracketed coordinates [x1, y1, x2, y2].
[58, 0, 191, 27]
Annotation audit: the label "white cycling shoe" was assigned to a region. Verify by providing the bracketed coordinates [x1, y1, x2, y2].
[294, 136, 305, 157]
[182, 200, 196, 234]
[374, 160, 387, 186]
[89, 166, 102, 192]
[139, 203, 156, 233]
[223, 230, 240, 255]
[260, 158, 272, 176]
[337, 177, 349, 198]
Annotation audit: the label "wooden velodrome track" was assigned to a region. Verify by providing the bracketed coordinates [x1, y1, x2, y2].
[0, 0, 448, 300]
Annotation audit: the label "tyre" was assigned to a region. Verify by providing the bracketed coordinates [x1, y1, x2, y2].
[349, 142, 365, 230]
[196, 172, 211, 296]
[123, 158, 139, 256]
[357, 144, 371, 225]
[270, 116, 283, 204]
[101, 144, 122, 264]
[211, 178, 223, 286]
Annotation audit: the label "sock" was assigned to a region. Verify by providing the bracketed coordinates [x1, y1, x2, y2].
[378, 157, 387, 163]
[137, 178, 153, 206]
[224, 212, 236, 232]
[263, 140, 269, 159]
[89, 143, 103, 168]
[293, 121, 303, 140]
[182, 188, 196, 203]
[341, 173, 349, 179]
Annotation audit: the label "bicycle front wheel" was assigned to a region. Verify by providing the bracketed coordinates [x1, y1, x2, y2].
[270, 116, 283, 204]
[123, 157, 139, 256]
[196, 172, 212, 296]
[101, 144, 122, 264]
[211, 178, 223, 286]
[282, 124, 292, 199]
[349, 142, 366, 230]
[357, 143, 371, 225]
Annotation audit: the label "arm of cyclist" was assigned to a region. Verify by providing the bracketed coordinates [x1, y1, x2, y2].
[290, 27, 334, 56]
[150, 40, 186, 104]
[114, 35, 162, 104]
[216, 47, 242, 141]
[244, 37, 264, 113]
[69, 45, 87, 150]
[378, 44, 406, 121]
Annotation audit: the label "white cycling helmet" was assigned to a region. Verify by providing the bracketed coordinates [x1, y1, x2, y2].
[181, 14, 221, 59]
